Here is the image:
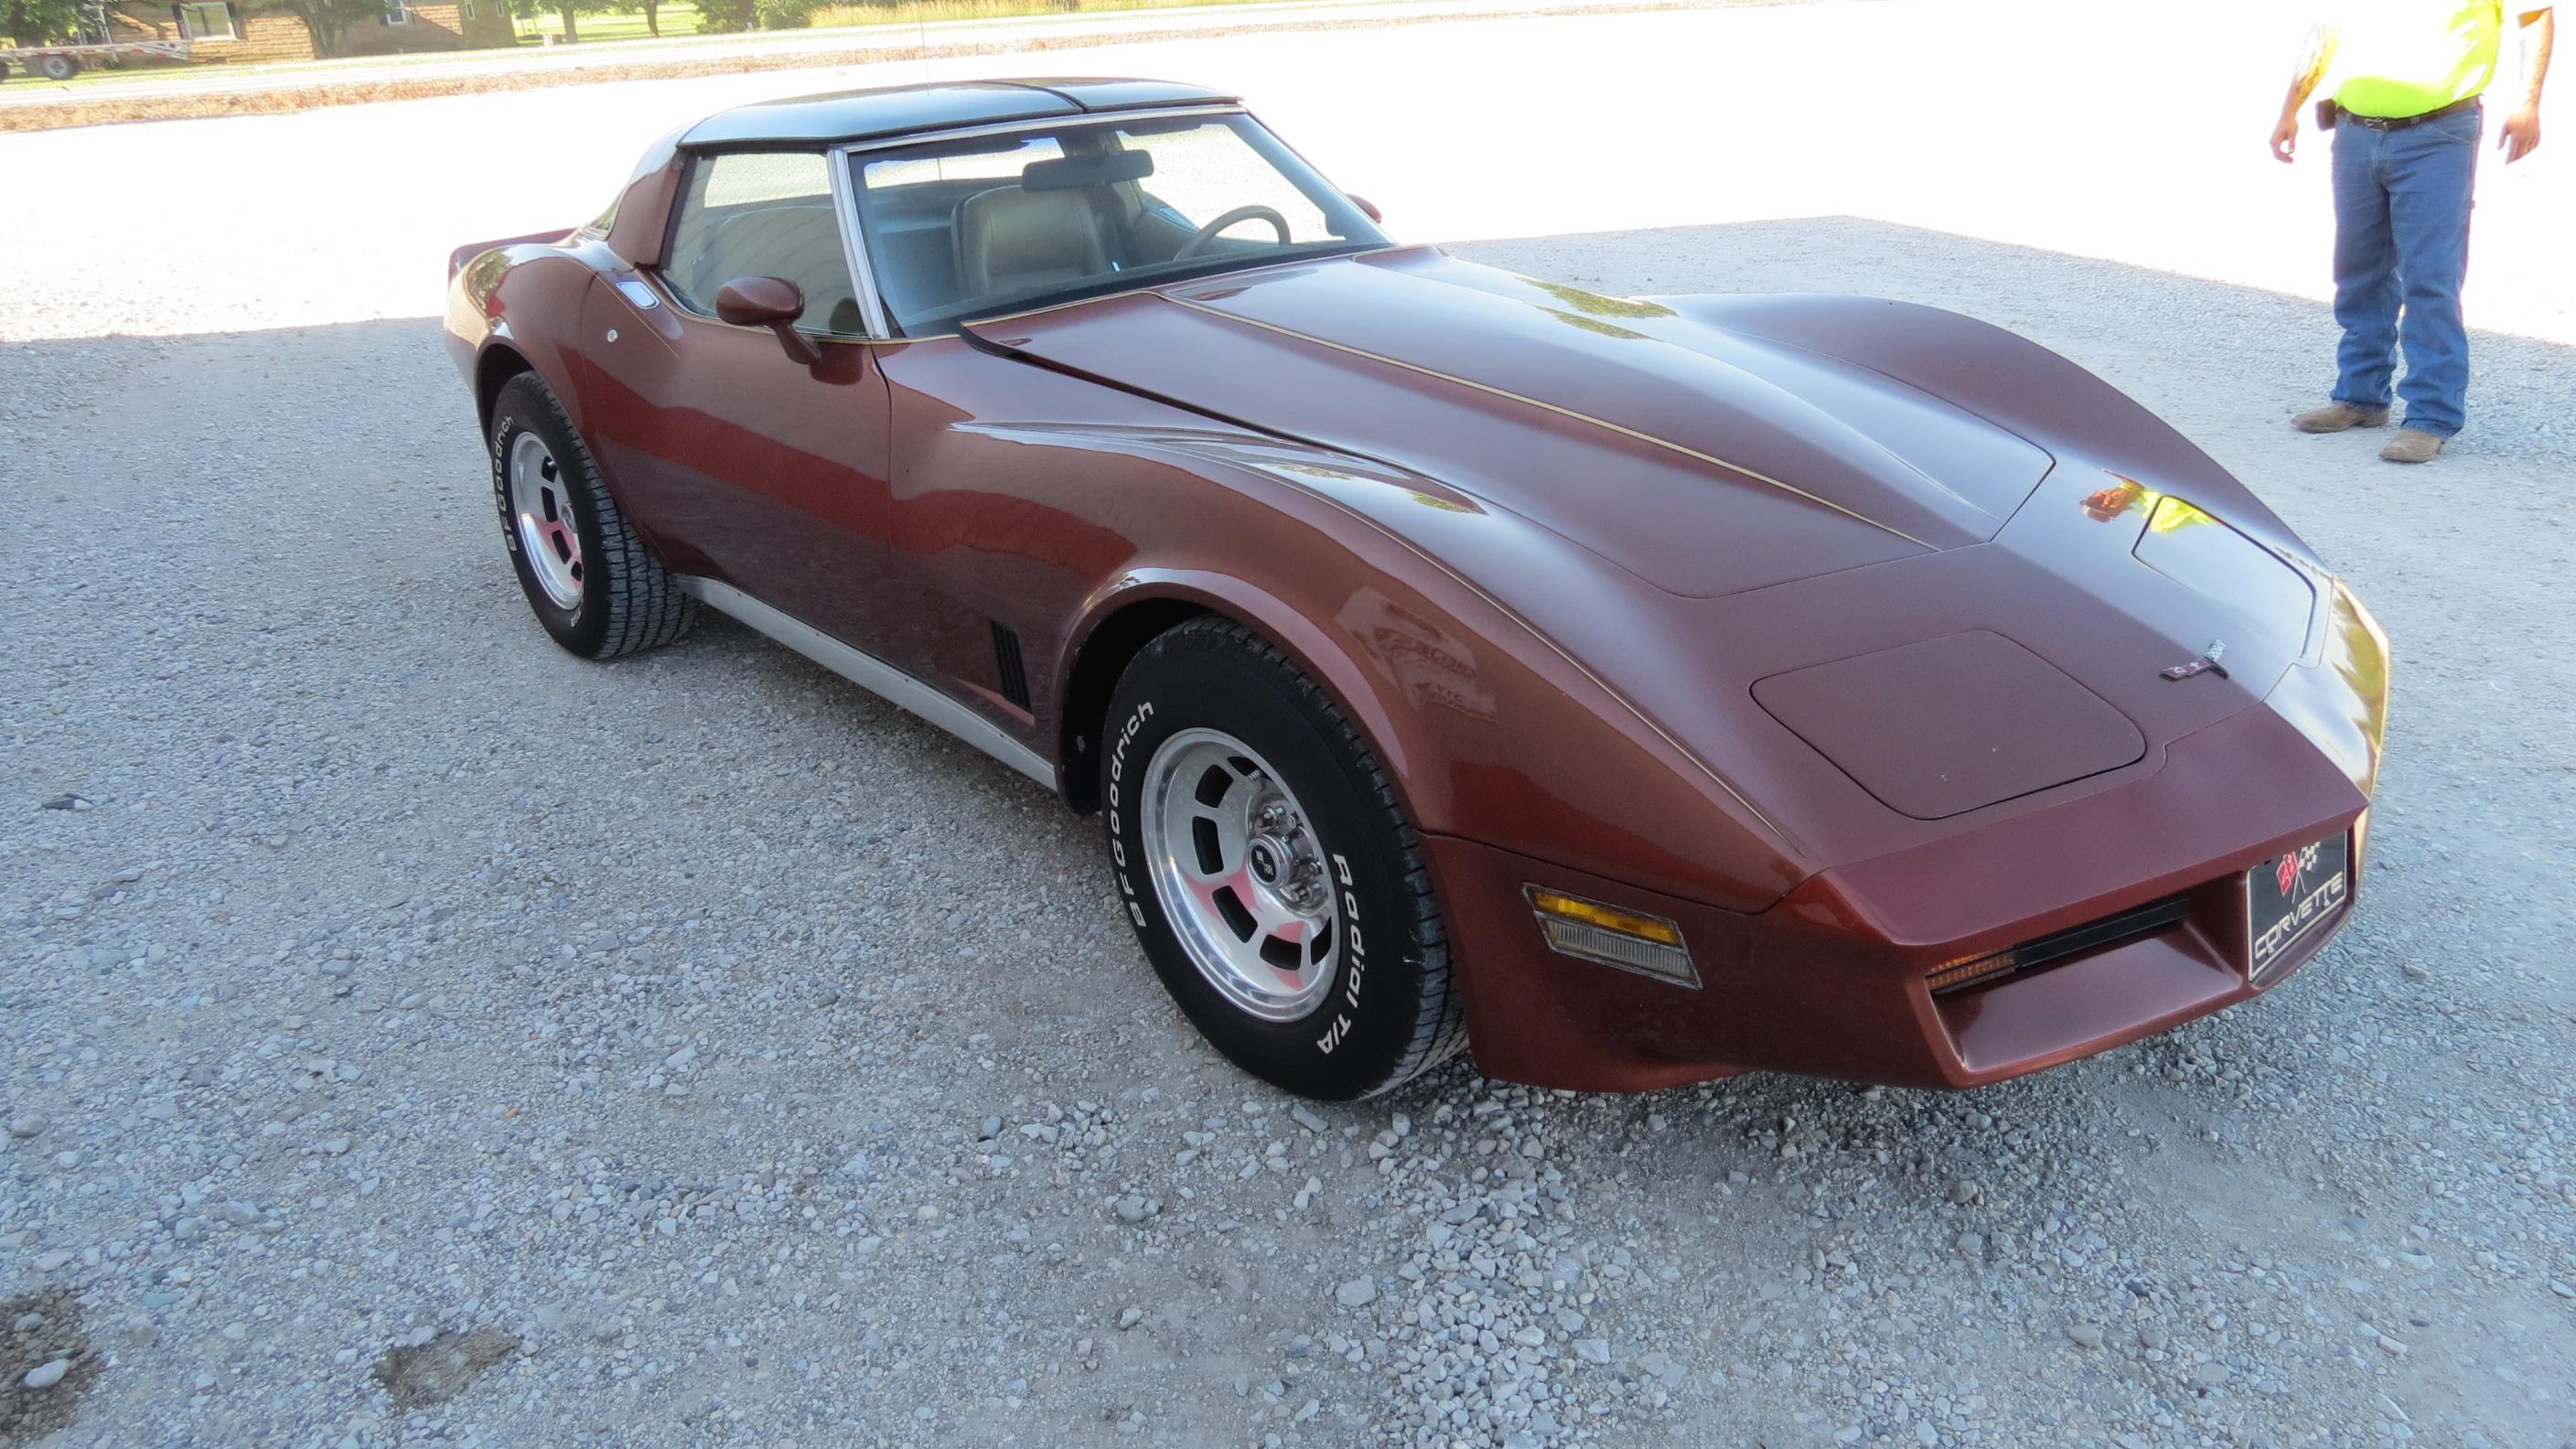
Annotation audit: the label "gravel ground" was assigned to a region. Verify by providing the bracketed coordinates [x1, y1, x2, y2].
[5, 5, 2574, 1446]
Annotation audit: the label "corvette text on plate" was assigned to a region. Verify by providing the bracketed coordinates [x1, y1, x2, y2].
[2253, 842, 2348, 974]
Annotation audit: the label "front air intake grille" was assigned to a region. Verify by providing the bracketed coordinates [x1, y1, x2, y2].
[1927, 896, 2191, 996]
[990, 621, 1030, 710]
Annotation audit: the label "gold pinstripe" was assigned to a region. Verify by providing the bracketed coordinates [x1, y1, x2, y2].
[1160, 295, 1937, 551]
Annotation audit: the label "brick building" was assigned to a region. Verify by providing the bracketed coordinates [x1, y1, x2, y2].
[105, 2, 518, 64]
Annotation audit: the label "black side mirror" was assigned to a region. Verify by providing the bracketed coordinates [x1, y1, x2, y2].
[1347, 194, 1382, 224]
[715, 275, 821, 365]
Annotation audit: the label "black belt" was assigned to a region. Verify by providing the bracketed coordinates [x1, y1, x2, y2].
[2336, 95, 2481, 131]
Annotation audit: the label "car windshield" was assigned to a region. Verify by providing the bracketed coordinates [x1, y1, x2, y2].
[851, 113, 1387, 336]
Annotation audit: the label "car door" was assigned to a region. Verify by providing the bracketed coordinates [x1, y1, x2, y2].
[575, 147, 894, 652]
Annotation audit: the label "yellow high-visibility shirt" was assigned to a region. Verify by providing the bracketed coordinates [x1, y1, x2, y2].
[2332, 0, 2512, 118]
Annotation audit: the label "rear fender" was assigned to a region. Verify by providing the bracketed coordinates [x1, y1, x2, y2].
[445, 241, 614, 435]
[448, 228, 576, 282]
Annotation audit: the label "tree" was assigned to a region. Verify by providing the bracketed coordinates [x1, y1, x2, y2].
[0, 0, 88, 46]
[694, 0, 753, 31]
[252, 0, 393, 59]
[695, 0, 811, 33]
[510, 0, 614, 43]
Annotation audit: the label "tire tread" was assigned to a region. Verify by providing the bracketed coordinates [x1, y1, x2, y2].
[1152, 617, 1467, 1096]
[494, 373, 693, 659]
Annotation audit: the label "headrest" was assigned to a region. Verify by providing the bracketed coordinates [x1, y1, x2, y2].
[1022, 150, 1154, 191]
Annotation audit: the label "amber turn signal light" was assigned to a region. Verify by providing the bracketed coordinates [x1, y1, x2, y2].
[1925, 949, 2020, 995]
[1524, 886, 1698, 987]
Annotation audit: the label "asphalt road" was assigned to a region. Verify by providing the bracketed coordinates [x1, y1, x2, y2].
[4, 3, 2571, 1446]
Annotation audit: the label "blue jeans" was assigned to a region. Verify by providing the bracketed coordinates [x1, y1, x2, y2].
[2330, 103, 2482, 437]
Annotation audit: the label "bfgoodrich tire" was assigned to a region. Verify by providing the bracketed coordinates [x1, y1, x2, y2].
[488, 372, 692, 660]
[1102, 617, 1465, 1100]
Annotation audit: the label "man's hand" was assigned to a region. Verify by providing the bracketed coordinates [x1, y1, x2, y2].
[2274, 23, 2338, 164]
[2499, 104, 2544, 160]
[2271, 112, 2302, 162]
[2502, 8, 2552, 161]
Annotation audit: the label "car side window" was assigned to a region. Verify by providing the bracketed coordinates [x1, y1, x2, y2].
[660, 151, 864, 335]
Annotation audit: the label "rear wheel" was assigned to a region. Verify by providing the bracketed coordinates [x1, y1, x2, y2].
[1102, 618, 1465, 1100]
[487, 372, 692, 660]
[38, 55, 80, 80]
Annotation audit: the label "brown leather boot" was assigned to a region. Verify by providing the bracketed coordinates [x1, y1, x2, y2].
[2379, 428, 2446, 464]
[2292, 402, 2392, 434]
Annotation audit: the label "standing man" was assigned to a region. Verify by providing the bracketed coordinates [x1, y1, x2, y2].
[2271, 3, 2554, 463]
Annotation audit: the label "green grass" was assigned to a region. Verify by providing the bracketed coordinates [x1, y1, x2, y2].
[516, 2, 706, 44]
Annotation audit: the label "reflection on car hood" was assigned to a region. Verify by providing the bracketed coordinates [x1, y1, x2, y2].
[962, 245, 2056, 597]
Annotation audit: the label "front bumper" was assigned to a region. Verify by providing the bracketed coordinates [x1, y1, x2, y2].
[1427, 690, 2375, 1093]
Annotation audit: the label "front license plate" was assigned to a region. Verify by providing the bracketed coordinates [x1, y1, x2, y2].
[2247, 832, 2351, 982]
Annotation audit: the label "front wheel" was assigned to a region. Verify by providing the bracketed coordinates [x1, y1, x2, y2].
[1102, 618, 1465, 1100]
[487, 372, 692, 660]
[38, 54, 79, 80]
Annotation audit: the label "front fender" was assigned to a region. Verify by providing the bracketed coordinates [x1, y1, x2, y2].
[1064, 567, 1433, 795]
[872, 333, 1809, 916]
[1046, 435, 1809, 916]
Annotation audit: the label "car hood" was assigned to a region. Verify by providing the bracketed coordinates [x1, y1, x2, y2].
[964, 245, 2055, 597]
[967, 249, 2349, 870]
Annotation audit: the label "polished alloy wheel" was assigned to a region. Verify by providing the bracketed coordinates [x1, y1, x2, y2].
[1140, 727, 1341, 1023]
[508, 432, 583, 609]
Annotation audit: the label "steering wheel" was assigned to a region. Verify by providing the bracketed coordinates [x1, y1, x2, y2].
[1175, 205, 1292, 260]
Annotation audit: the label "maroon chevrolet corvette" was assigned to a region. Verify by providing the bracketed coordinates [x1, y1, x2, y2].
[444, 79, 2390, 1100]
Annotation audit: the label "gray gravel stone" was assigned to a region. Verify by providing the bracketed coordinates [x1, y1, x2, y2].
[22, 1358, 69, 1390]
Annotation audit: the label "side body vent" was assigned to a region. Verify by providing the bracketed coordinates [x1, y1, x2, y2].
[990, 620, 1031, 710]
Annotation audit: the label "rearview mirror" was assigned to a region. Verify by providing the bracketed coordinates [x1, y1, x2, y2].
[715, 275, 821, 365]
[1347, 194, 1382, 223]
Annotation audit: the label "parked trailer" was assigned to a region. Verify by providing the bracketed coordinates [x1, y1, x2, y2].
[0, 37, 192, 81]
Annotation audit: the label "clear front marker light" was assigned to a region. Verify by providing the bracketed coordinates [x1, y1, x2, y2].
[1524, 886, 1699, 987]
